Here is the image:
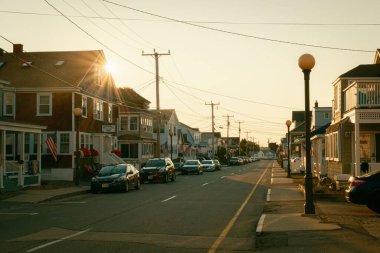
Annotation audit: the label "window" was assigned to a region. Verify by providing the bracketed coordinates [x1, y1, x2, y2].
[108, 104, 113, 123]
[325, 132, 340, 161]
[93, 99, 103, 120]
[120, 117, 128, 131]
[82, 96, 88, 117]
[142, 143, 153, 156]
[55, 60, 64, 66]
[334, 83, 340, 112]
[80, 133, 92, 149]
[59, 133, 70, 154]
[4, 92, 15, 116]
[360, 134, 372, 162]
[324, 112, 329, 119]
[129, 116, 138, 131]
[120, 143, 138, 158]
[37, 93, 52, 116]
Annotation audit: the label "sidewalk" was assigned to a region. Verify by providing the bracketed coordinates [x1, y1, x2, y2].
[257, 164, 340, 234]
[1, 181, 90, 203]
[255, 162, 380, 252]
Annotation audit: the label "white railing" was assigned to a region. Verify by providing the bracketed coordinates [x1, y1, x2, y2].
[344, 82, 380, 112]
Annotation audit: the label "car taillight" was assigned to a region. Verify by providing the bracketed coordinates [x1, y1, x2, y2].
[350, 179, 366, 186]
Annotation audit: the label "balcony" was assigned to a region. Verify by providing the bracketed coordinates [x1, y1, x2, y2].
[343, 81, 380, 122]
[344, 81, 380, 111]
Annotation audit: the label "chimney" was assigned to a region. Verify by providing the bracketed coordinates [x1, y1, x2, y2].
[314, 100, 319, 108]
[13, 44, 23, 53]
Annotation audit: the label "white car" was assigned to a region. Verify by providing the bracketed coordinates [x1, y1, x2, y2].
[201, 160, 216, 172]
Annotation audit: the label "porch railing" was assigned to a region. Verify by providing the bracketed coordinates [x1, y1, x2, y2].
[344, 82, 380, 112]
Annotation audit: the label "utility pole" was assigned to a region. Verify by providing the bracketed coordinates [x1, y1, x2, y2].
[142, 49, 170, 158]
[236, 121, 243, 156]
[223, 114, 234, 152]
[245, 131, 250, 157]
[205, 101, 219, 158]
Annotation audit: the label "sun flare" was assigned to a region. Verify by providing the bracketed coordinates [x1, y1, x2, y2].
[104, 62, 115, 74]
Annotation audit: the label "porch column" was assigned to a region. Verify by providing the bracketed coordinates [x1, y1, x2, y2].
[37, 133, 42, 185]
[0, 130, 5, 190]
[354, 115, 360, 176]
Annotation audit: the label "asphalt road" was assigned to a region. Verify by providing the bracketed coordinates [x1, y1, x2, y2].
[0, 160, 274, 253]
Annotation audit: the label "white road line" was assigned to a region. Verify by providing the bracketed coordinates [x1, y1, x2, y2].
[161, 195, 177, 202]
[202, 182, 209, 187]
[220, 176, 225, 179]
[256, 214, 266, 234]
[208, 168, 268, 253]
[0, 212, 38, 216]
[266, 189, 271, 202]
[26, 228, 91, 252]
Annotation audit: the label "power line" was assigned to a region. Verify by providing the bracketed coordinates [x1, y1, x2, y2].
[164, 79, 300, 110]
[2, 10, 380, 27]
[103, 0, 374, 53]
[43, 0, 153, 74]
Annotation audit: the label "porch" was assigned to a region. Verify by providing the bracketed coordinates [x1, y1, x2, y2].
[0, 120, 45, 192]
[342, 81, 380, 176]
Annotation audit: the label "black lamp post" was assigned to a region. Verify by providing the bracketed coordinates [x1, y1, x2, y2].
[73, 107, 82, 186]
[169, 128, 173, 160]
[286, 120, 292, 178]
[298, 53, 316, 215]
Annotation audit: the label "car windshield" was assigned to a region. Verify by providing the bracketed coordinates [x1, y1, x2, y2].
[202, 160, 212, 164]
[185, 161, 198, 165]
[98, 165, 126, 177]
[146, 159, 165, 167]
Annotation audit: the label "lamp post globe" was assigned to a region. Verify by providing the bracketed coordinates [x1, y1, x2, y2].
[299, 53, 316, 214]
[298, 54, 315, 71]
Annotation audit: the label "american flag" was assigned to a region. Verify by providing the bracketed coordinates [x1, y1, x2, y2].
[45, 136, 57, 162]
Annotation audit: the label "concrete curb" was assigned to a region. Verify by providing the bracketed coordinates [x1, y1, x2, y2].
[38, 188, 91, 203]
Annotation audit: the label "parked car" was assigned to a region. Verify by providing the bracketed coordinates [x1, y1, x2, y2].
[181, 160, 203, 175]
[213, 159, 221, 170]
[140, 158, 176, 183]
[228, 157, 244, 166]
[202, 160, 216, 172]
[345, 170, 380, 214]
[91, 164, 140, 193]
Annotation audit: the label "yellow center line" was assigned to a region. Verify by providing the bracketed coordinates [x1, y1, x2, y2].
[208, 168, 268, 253]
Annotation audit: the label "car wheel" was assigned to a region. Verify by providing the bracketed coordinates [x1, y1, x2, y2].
[367, 191, 380, 214]
[125, 181, 129, 192]
[135, 179, 141, 190]
[91, 188, 97, 194]
[171, 173, 176, 182]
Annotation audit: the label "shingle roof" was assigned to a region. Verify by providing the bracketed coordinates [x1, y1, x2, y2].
[0, 50, 121, 103]
[339, 64, 380, 78]
[118, 87, 150, 112]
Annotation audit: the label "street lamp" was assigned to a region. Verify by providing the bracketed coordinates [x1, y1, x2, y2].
[73, 107, 82, 186]
[286, 120, 292, 178]
[168, 127, 173, 160]
[298, 53, 316, 214]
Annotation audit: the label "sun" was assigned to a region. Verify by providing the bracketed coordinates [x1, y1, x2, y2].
[104, 62, 116, 74]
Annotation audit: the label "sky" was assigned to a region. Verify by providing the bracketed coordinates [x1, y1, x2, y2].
[1, 0, 380, 146]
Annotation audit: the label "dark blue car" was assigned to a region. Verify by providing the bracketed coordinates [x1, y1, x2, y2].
[345, 170, 380, 214]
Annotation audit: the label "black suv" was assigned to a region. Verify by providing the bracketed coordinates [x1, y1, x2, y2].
[140, 158, 176, 183]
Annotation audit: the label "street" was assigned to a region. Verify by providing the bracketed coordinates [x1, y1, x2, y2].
[0, 160, 272, 253]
